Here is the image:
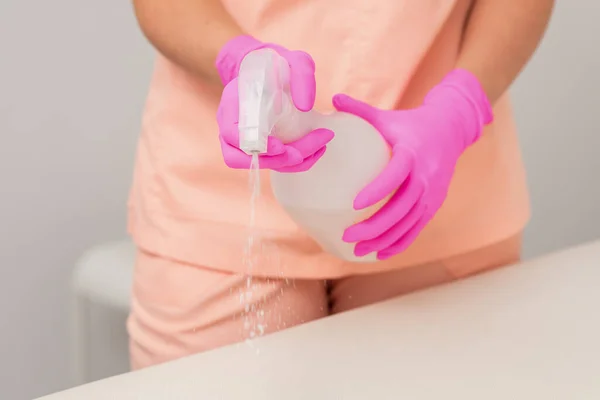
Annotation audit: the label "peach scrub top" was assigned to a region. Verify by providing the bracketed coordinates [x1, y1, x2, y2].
[128, 0, 530, 278]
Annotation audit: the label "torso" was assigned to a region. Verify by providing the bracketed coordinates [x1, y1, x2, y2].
[128, 0, 530, 278]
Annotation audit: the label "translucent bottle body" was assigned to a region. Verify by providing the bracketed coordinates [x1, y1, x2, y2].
[238, 49, 389, 262]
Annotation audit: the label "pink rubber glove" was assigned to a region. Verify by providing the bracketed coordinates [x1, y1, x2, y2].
[334, 69, 493, 260]
[216, 35, 334, 172]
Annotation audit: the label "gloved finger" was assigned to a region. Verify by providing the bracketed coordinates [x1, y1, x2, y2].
[219, 136, 252, 169]
[264, 137, 288, 156]
[216, 80, 239, 125]
[218, 121, 240, 148]
[353, 201, 425, 257]
[217, 36, 263, 84]
[286, 128, 334, 158]
[220, 137, 300, 169]
[217, 81, 242, 147]
[262, 43, 285, 54]
[273, 146, 326, 173]
[285, 50, 316, 112]
[332, 94, 380, 127]
[353, 147, 414, 210]
[269, 146, 304, 167]
[377, 216, 428, 260]
[258, 146, 303, 169]
[343, 176, 424, 243]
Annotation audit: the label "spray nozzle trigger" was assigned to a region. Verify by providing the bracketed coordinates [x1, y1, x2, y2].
[238, 48, 292, 155]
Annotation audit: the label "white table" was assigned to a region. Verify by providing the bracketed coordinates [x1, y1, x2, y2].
[41, 241, 600, 399]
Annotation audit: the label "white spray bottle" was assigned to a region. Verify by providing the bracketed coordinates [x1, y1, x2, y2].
[238, 48, 390, 262]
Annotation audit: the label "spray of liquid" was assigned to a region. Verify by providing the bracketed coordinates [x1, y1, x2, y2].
[240, 152, 265, 352]
[245, 153, 261, 273]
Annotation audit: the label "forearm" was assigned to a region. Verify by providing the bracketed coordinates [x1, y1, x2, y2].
[132, 0, 244, 85]
[456, 0, 555, 103]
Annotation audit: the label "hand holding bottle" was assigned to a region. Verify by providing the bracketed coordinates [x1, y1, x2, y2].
[216, 35, 334, 172]
[334, 69, 493, 260]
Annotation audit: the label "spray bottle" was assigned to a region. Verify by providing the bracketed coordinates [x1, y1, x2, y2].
[238, 49, 390, 262]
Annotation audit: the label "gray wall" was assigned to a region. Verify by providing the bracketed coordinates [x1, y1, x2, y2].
[512, 2, 600, 256]
[0, 1, 598, 399]
[0, 2, 152, 399]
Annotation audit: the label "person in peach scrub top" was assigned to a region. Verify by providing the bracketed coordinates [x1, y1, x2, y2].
[127, 0, 554, 369]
